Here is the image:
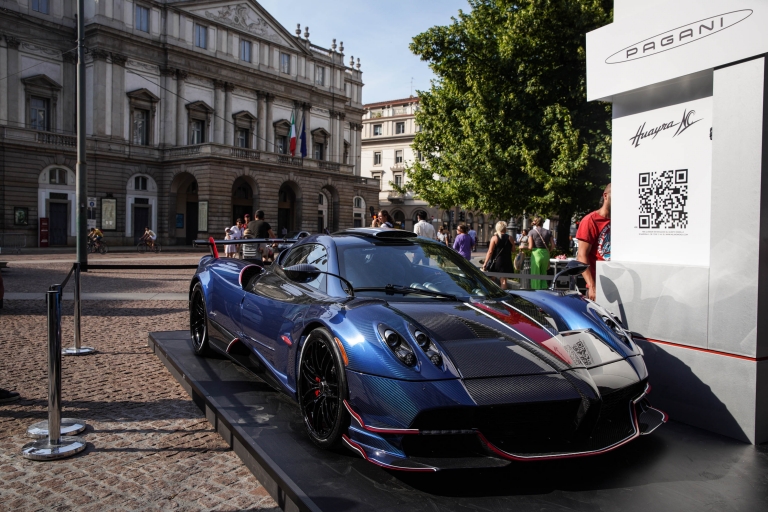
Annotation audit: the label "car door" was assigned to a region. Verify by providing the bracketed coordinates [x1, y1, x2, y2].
[207, 260, 245, 352]
[239, 243, 330, 391]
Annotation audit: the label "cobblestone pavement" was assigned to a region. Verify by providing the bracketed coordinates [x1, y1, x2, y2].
[0, 257, 279, 511]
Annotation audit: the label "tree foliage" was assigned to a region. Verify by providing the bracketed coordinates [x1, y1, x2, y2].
[407, 0, 613, 247]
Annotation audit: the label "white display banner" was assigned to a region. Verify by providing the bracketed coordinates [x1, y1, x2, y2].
[612, 97, 712, 266]
[587, 0, 768, 101]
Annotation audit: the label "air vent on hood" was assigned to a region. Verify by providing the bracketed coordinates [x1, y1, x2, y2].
[414, 315, 502, 340]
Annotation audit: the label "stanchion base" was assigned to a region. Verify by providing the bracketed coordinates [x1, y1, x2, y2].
[27, 418, 87, 439]
[62, 347, 95, 356]
[22, 436, 86, 461]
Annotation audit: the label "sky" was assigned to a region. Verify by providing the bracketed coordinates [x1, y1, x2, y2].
[259, 0, 471, 104]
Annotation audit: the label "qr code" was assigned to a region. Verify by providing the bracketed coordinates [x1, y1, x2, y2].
[638, 169, 688, 229]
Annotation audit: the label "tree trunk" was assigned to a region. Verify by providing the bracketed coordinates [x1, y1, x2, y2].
[556, 205, 574, 253]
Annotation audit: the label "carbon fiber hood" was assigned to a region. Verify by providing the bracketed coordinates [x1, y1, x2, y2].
[388, 301, 567, 378]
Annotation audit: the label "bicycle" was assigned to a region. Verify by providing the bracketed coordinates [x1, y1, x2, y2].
[137, 239, 162, 253]
[87, 238, 108, 254]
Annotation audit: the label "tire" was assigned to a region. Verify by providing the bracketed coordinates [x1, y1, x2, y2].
[189, 283, 212, 356]
[99, 243, 108, 255]
[154, 243, 162, 253]
[298, 328, 349, 449]
[137, 242, 146, 254]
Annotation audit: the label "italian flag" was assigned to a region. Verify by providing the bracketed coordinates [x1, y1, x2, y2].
[289, 111, 297, 156]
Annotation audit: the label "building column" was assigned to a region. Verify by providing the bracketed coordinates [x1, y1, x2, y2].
[110, 53, 127, 140]
[5, 36, 20, 126]
[302, 102, 312, 156]
[62, 52, 77, 135]
[265, 94, 274, 152]
[213, 80, 224, 144]
[257, 92, 266, 151]
[337, 112, 346, 163]
[224, 83, 234, 145]
[354, 123, 363, 175]
[91, 50, 110, 137]
[175, 70, 187, 146]
[161, 68, 176, 146]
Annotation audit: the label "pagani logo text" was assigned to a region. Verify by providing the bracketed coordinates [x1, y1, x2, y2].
[606, 9, 752, 64]
[629, 109, 703, 148]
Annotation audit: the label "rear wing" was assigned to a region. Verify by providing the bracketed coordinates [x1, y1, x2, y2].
[193, 237, 298, 258]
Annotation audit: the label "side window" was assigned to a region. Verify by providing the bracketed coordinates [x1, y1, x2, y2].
[282, 244, 328, 291]
[282, 245, 312, 268]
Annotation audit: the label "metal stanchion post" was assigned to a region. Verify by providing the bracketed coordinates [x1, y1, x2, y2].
[22, 289, 87, 460]
[63, 263, 95, 356]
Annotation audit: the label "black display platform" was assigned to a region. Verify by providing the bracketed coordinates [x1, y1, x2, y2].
[149, 331, 768, 512]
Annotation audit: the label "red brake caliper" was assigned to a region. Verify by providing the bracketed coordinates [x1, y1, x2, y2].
[315, 376, 321, 397]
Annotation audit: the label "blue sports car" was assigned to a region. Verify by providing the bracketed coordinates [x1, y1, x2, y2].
[189, 228, 665, 471]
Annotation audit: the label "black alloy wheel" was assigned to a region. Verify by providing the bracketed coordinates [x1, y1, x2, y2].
[189, 283, 212, 356]
[298, 328, 348, 448]
[137, 242, 147, 254]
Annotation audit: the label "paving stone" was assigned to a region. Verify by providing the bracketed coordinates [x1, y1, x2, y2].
[0, 260, 279, 511]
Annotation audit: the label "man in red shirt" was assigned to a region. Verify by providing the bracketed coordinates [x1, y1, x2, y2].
[576, 183, 611, 301]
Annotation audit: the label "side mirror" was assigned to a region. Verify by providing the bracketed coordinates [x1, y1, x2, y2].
[551, 260, 589, 291]
[283, 264, 321, 283]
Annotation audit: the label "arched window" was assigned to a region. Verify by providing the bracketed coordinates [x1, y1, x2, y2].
[318, 193, 324, 205]
[234, 183, 252, 199]
[393, 210, 406, 229]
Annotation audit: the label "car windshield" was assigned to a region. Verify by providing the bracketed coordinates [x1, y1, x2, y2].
[336, 240, 506, 299]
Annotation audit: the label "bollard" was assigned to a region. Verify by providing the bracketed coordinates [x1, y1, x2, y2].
[63, 263, 95, 356]
[22, 289, 87, 460]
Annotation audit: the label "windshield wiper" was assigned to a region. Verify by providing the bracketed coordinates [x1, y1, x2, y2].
[353, 284, 458, 301]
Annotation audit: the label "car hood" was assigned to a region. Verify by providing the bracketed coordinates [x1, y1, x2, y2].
[387, 300, 579, 378]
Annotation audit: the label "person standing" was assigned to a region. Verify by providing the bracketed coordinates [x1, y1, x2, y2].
[413, 212, 436, 239]
[576, 183, 611, 301]
[453, 225, 473, 260]
[377, 210, 394, 228]
[528, 216, 555, 290]
[468, 226, 477, 251]
[225, 218, 244, 258]
[247, 210, 277, 261]
[281, 226, 288, 237]
[481, 221, 513, 290]
[518, 229, 529, 250]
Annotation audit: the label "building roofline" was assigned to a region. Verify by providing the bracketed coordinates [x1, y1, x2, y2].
[363, 96, 420, 109]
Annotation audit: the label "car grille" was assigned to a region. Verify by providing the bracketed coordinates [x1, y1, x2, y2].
[405, 380, 646, 458]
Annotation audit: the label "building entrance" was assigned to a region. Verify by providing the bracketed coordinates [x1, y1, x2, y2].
[49, 202, 68, 246]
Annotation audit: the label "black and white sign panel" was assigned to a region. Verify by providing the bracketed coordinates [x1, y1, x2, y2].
[612, 97, 712, 266]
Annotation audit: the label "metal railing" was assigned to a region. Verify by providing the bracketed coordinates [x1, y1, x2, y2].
[22, 263, 90, 461]
[0, 233, 27, 254]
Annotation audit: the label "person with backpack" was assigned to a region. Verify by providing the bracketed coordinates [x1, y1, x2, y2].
[481, 221, 513, 290]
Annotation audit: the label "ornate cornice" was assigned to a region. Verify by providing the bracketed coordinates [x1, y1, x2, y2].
[62, 52, 78, 65]
[224, 82, 235, 93]
[4, 36, 20, 49]
[111, 53, 128, 66]
[175, 70, 189, 81]
[90, 48, 110, 61]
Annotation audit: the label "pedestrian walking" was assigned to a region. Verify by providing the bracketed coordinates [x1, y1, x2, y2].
[468, 226, 477, 251]
[377, 210, 394, 228]
[453, 225, 473, 260]
[528, 216, 556, 290]
[413, 212, 436, 239]
[576, 183, 611, 301]
[225, 218, 244, 258]
[481, 221, 513, 290]
[436, 227, 447, 245]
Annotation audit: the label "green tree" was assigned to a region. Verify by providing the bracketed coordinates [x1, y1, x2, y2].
[407, 0, 612, 250]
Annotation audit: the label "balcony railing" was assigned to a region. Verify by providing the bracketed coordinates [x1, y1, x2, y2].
[0, 127, 369, 178]
[36, 131, 77, 147]
[318, 161, 340, 171]
[231, 147, 260, 160]
[277, 155, 303, 167]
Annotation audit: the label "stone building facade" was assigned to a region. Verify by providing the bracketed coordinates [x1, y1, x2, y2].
[0, 0, 379, 246]
[361, 96, 500, 244]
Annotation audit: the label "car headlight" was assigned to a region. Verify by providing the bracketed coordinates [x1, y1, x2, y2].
[378, 325, 417, 367]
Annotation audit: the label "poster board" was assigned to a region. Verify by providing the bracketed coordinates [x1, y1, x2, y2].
[612, 97, 712, 266]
